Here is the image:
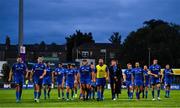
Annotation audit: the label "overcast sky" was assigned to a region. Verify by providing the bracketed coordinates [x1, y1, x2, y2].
[0, 0, 180, 44]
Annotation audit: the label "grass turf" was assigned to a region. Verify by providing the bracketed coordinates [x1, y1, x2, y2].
[0, 89, 179, 107]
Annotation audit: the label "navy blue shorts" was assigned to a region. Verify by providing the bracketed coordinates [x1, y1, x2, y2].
[14, 77, 24, 85]
[151, 77, 160, 85]
[96, 78, 106, 86]
[134, 80, 143, 86]
[80, 78, 91, 85]
[66, 81, 74, 89]
[43, 77, 51, 86]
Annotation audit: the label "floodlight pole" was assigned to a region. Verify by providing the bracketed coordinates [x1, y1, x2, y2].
[18, 0, 24, 54]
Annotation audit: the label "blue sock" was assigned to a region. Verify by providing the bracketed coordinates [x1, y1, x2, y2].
[157, 89, 160, 97]
[44, 89, 46, 98]
[97, 91, 100, 99]
[165, 90, 168, 96]
[34, 91, 37, 99]
[145, 91, 148, 98]
[136, 92, 139, 99]
[130, 91, 133, 99]
[16, 91, 19, 100]
[152, 90, 154, 98]
[34, 91, 36, 99]
[66, 92, 69, 99]
[167, 90, 170, 97]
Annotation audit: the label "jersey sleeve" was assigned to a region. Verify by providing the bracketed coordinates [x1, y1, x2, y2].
[149, 66, 152, 71]
[11, 64, 15, 73]
[32, 64, 36, 72]
[106, 66, 109, 72]
[24, 64, 27, 71]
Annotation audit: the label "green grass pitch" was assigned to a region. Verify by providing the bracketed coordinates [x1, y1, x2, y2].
[0, 89, 179, 107]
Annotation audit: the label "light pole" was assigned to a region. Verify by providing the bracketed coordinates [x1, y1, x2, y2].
[18, 0, 24, 54]
[148, 48, 151, 66]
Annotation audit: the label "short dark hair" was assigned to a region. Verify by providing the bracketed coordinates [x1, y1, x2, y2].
[17, 55, 21, 58]
[82, 59, 87, 62]
[111, 58, 117, 61]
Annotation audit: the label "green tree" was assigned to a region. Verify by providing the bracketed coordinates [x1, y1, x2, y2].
[109, 32, 122, 46]
[39, 41, 46, 51]
[5, 36, 10, 50]
[122, 19, 180, 67]
[65, 30, 95, 61]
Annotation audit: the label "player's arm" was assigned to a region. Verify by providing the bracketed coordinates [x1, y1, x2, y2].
[40, 69, 46, 79]
[170, 69, 174, 75]
[123, 71, 126, 82]
[74, 72, 78, 84]
[8, 69, 13, 82]
[106, 67, 109, 81]
[30, 69, 34, 82]
[148, 70, 158, 77]
[131, 72, 134, 85]
[161, 70, 165, 82]
[52, 71, 55, 83]
[25, 65, 29, 79]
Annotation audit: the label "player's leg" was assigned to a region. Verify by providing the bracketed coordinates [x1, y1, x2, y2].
[43, 79, 47, 100]
[100, 78, 106, 100]
[126, 82, 130, 98]
[19, 80, 23, 101]
[47, 79, 51, 99]
[57, 80, 62, 99]
[70, 83, 74, 100]
[135, 86, 139, 100]
[34, 84, 39, 102]
[96, 78, 101, 101]
[156, 78, 161, 100]
[43, 84, 47, 100]
[66, 85, 70, 101]
[81, 84, 85, 100]
[151, 78, 156, 100]
[61, 82, 65, 99]
[167, 84, 170, 98]
[145, 85, 148, 99]
[86, 84, 90, 100]
[47, 85, 51, 99]
[129, 84, 133, 99]
[79, 84, 83, 100]
[74, 82, 78, 98]
[15, 84, 20, 102]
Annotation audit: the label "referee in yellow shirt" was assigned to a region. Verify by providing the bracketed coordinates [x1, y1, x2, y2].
[95, 58, 109, 101]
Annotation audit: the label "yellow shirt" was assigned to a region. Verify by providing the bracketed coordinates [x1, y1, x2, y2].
[96, 64, 107, 78]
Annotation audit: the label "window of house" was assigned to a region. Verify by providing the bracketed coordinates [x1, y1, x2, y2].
[82, 51, 89, 57]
